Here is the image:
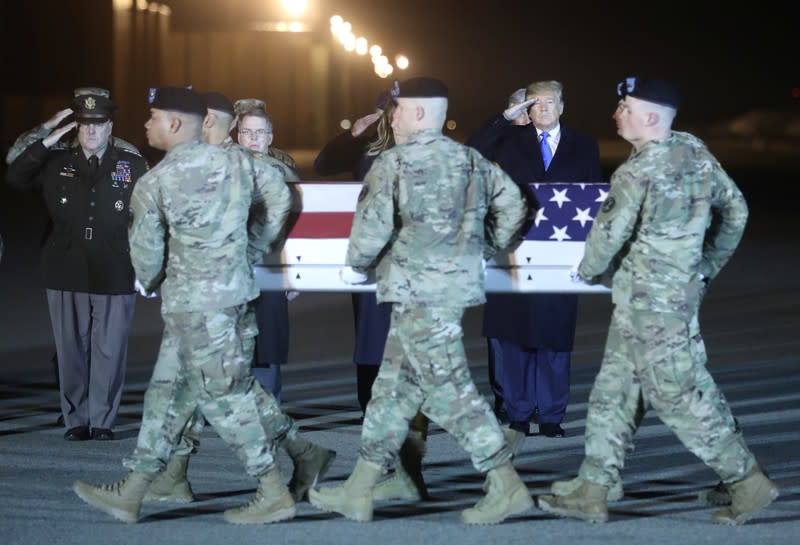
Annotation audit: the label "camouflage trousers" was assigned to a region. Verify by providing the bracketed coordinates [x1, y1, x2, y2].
[578, 307, 755, 487]
[360, 304, 510, 473]
[123, 303, 293, 476]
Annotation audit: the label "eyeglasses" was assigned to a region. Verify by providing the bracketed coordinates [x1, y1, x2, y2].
[238, 128, 271, 138]
[616, 77, 640, 98]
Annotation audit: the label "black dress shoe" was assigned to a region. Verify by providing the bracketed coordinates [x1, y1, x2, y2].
[539, 423, 565, 438]
[64, 426, 91, 441]
[509, 420, 530, 435]
[91, 428, 114, 441]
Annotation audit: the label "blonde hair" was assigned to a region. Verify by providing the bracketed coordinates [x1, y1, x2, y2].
[366, 102, 396, 156]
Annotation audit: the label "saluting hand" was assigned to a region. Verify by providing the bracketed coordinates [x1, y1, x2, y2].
[351, 111, 382, 137]
[503, 98, 537, 122]
[43, 108, 74, 130]
[42, 121, 77, 148]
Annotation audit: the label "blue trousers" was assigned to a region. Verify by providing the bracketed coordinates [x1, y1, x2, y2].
[494, 340, 571, 424]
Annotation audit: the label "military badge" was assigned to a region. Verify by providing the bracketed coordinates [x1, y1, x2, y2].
[60, 197, 68, 204]
[148, 87, 157, 104]
[85, 97, 96, 110]
[112, 161, 132, 184]
[59, 165, 76, 178]
[115, 200, 124, 211]
[601, 196, 616, 213]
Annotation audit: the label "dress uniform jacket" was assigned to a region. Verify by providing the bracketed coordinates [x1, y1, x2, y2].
[6, 141, 147, 294]
[468, 115, 602, 349]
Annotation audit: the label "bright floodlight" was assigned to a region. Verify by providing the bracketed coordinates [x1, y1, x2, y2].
[282, 0, 307, 16]
[395, 55, 409, 69]
[369, 45, 382, 57]
[355, 37, 368, 55]
[330, 15, 343, 26]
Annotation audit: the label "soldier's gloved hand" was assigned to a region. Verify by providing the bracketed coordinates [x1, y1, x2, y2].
[339, 266, 368, 285]
[286, 290, 301, 301]
[43, 108, 74, 130]
[42, 122, 77, 148]
[134, 279, 158, 298]
[569, 265, 584, 284]
[502, 98, 537, 122]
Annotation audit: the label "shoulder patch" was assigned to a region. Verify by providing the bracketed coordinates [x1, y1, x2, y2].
[601, 195, 616, 213]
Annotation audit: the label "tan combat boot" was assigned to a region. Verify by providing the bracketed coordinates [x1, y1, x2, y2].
[538, 479, 609, 523]
[223, 466, 296, 524]
[712, 468, 778, 525]
[373, 430, 428, 501]
[462, 461, 534, 525]
[143, 454, 195, 503]
[480, 428, 526, 494]
[697, 480, 732, 506]
[279, 434, 336, 502]
[551, 476, 624, 502]
[308, 457, 383, 522]
[73, 471, 155, 523]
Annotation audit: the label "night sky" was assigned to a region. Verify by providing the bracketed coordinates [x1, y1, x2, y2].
[325, 0, 797, 138]
[2, 0, 797, 141]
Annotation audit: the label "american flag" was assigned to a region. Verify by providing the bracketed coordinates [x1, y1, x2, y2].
[255, 182, 611, 294]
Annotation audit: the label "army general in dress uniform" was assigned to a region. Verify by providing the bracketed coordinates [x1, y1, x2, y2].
[6, 91, 147, 441]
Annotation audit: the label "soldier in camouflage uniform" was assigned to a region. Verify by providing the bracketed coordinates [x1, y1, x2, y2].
[142, 91, 334, 508]
[72, 87, 329, 525]
[308, 77, 534, 525]
[5, 87, 141, 165]
[232, 97, 298, 401]
[538, 77, 778, 525]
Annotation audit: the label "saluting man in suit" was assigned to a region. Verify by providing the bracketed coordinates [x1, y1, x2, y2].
[468, 80, 603, 438]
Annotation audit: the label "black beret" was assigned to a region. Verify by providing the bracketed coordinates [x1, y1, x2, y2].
[72, 94, 117, 122]
[147, 86, 207, 118]
[202, 92, 235, 116]
[616, 77, 680, 109]
[395, 77, 448, 99]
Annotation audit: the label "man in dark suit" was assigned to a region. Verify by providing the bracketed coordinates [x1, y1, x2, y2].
[468, 80, 603, 437]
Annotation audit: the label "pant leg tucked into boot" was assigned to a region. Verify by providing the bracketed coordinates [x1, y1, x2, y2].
[143, 454, 195, 503]
[280, 434, 337, 502]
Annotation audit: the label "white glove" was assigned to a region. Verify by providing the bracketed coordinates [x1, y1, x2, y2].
[569, 265, 584, 284]
[286, 290, 301, 301]
[339, 266, 369, 285]
[134, 278, 158, 298]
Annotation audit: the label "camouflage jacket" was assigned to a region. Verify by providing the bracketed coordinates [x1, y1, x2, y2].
[579, 131, 748, 318]
[220, 140, 294, 263]
[347, 129, 529, 307]
[129, 139, 275, 313]
[5, 123, 141, 165]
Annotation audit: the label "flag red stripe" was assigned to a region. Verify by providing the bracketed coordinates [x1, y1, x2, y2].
[289, 212, 354, 238]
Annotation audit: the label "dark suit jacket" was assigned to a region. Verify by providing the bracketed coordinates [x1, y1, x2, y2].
[468, 114, 602, 350]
